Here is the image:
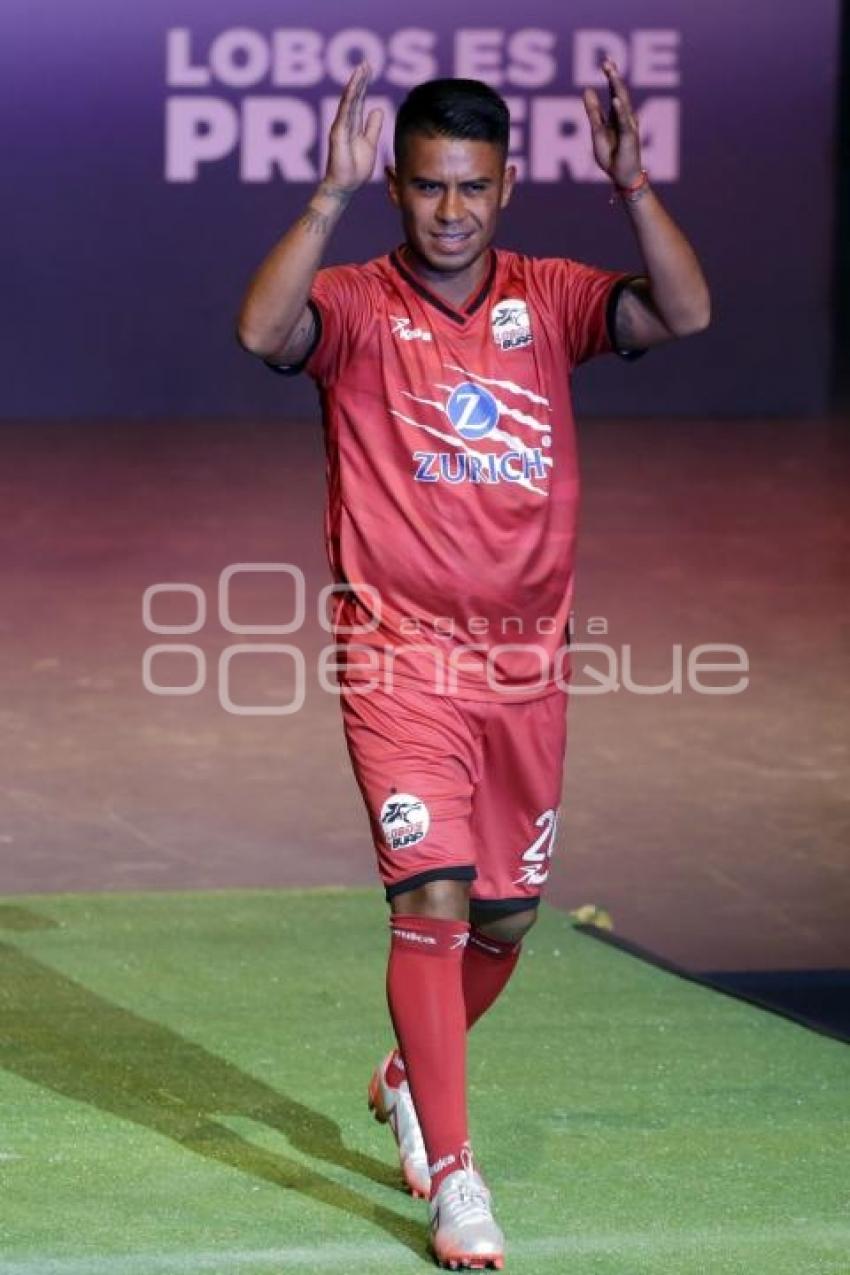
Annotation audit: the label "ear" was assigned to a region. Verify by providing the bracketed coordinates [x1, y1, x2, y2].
[500, 163, 517, 210]
[385, 165, 400, 208]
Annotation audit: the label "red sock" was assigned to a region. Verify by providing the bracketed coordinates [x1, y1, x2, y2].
[386, 929, 521, 1084]
[386, 914, 471, 1196]
[463, 928, 521, 1029]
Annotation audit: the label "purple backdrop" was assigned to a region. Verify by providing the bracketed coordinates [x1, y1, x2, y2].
[1, 0, 839, 419]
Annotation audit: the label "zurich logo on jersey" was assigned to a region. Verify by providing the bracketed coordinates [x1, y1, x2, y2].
[446, 382, 500, 440]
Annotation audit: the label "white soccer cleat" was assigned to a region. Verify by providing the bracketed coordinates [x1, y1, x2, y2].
[429, 1154, 505, 1271]
[367, 1051, 430, 1199]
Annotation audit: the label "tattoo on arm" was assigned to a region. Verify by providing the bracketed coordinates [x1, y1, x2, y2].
[298, 182, 354, 236]
[316, 181, 354, 206]
[299, 206, 332, 236]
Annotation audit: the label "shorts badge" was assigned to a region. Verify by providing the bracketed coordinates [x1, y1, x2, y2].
[380, 792, 431, 851]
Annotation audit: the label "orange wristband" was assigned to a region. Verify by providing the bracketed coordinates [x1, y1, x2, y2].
[612, 170, 650, 203]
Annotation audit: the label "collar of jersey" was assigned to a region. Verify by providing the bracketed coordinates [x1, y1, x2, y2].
[389, 246, 497, 326]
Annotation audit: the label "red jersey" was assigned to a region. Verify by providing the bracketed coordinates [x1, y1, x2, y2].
[288, 246, 632, 701]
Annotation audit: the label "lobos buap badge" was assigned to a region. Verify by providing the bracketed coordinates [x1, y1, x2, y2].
[490, 298, 533, 351]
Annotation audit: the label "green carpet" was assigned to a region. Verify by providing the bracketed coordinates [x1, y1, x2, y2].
[0, 889, 847, 1274]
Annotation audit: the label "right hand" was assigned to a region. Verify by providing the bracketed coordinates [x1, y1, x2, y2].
[324, 63, 384, 194]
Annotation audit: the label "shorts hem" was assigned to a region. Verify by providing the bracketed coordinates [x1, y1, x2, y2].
[385, 865, 477, 901]
[468, 895, 542, 914]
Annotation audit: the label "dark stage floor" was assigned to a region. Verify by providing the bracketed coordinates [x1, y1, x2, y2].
[1, 416, 848, 1015]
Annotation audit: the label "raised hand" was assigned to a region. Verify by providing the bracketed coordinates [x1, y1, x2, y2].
[323, 63, 384, 195]
[582, 59, 643, 189]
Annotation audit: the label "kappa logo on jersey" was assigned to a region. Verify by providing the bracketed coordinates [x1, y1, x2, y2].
[380, 792, 431, 851]
[514, 808, 559, 887]
[391, 315, 433, 343]
[491, 298, 533, 351]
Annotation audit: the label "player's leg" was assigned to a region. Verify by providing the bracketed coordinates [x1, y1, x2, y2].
[472, 904, 539, 946]
[465, 690, 568, 1028]
[378, 877, 504, 1267]
[388, 878, 504, 1270]
[462, 902, 538, 1029]
[341, 686, 478, 1198]
[390, 692, 566, 1268]
[342, 684, 504, 1265]
[386, 878, 471, 1197]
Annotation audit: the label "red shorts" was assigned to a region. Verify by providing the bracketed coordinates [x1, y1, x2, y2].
[340, 684, 568, 912]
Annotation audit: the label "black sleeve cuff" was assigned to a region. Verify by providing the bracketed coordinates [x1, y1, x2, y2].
[606, 275, 648, 361]
[264, 299, 323, 376]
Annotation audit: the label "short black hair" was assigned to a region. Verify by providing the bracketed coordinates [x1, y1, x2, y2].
[394, 79, 510, 167]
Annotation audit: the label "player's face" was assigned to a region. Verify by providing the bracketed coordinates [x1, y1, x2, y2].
[387, 134, 516, 276]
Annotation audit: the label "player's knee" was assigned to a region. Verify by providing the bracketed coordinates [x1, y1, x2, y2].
[390, 877, 471, 920]
[472, 906, 538, 945]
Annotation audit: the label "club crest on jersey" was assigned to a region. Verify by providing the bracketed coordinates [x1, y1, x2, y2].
[380, 792, 431, 851]
[491, 298, 533, 351]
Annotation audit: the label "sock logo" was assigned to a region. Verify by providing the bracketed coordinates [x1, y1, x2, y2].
[391, 927, 437, 946]
[380, 792, 431, 851]
[469, 931, 515, 957]
[428, 1152, 457, 1177]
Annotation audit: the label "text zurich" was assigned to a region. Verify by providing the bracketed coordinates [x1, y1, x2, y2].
[413, 449, 547, 484]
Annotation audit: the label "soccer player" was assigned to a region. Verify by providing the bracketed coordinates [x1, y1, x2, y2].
[238, 63, 709, 1270]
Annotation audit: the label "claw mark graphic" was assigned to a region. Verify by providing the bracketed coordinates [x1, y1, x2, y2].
[444, 363, 551, 408]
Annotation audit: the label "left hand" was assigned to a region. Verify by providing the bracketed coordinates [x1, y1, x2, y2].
[583, 59, 643, 188]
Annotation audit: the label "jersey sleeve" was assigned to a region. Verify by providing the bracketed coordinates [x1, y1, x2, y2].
[266, 264, 376, 386]
[564, 260, 633, 365]
[532, 258, 643, 367]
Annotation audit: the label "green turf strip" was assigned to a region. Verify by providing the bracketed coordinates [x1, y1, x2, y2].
[0, 889, 848, 1274]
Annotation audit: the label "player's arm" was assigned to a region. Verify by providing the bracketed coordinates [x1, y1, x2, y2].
[236, 63, 383, 367]
[583, 59, 711, 351]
